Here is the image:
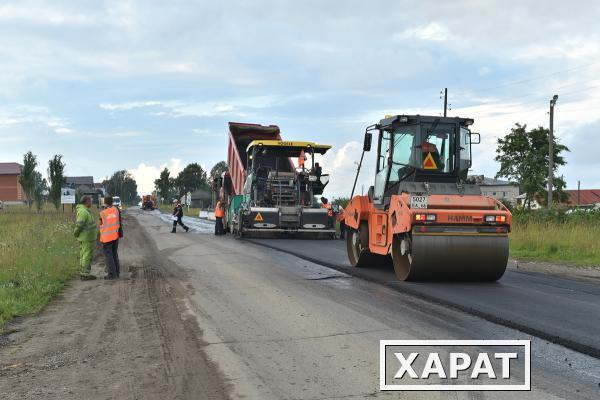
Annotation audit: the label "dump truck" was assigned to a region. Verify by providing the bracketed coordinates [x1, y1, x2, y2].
[141, 195, 155, 210]
[215, 122, 335, 237]
[344, 115, 512, 281]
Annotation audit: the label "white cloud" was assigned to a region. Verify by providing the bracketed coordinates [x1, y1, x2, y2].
[99, 95, 284, 118]
[112, 131, 145, 137]
[0, 105, 73, 134]
[394, 22, 450, 42]
[319, 141, 375, 199]
[0, 3, 95, 26]
[128, 158, 184, 195]
[515, 36, 600, 61]
[192, 128, 223, 137]
[99, 100, 163, 111]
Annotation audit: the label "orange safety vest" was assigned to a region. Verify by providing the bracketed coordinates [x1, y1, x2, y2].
[215, 201, 225, 218]
[100, 206, 120, 243]
[322, 202, 333, 217]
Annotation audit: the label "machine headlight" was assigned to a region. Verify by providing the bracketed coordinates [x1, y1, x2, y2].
[485, 215, 506, 223]
[415, 213, 436, 222]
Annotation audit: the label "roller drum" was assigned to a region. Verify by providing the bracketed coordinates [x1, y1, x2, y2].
[393, 234, 508, 281]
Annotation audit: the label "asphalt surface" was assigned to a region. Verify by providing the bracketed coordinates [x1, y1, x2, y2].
[131, 210, 600, 398]
[246, 238, 600, 359]
[135, 210, 600, 399]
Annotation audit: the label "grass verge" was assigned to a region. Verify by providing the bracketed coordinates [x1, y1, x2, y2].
[510, 215, 600, 266]
[0, 206, 80, 327]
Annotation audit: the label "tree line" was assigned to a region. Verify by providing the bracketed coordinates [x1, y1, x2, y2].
[18, 151, 67, 211]
[18, 151, 139, 209]
[19, 151, 228, 209]
[154, 161, 227, 202]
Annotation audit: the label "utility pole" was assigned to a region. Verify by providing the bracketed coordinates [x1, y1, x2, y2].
[441, 88, 448, 117]
[577, 180, 581, 206]
[548, 95, 558, 208]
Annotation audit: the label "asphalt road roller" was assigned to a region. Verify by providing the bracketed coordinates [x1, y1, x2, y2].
[343, 114, 512, 281]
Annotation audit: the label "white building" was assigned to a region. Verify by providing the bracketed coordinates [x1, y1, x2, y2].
[515, 193, 542, 210]
[467, 175, 520, 204]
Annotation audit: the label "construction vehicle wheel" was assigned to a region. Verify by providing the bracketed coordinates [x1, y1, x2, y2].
[392, 233, 508, 281]
[346, 223, 390, 268]
[391, 234, 413, 281]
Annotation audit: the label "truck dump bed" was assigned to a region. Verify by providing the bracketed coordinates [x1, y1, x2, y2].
[227, 122, 282, 195]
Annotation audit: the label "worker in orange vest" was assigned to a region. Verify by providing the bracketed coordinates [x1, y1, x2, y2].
[214, 198, 226, 236]
[320, 197, 333, 216]
[99, 196, 122, 280]
[298, 149, 306, 170]
[320, 197, 334, 233]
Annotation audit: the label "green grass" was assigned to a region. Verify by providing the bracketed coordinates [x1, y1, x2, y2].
[510, 211, 600, 266]
[0, 205, 80, 326]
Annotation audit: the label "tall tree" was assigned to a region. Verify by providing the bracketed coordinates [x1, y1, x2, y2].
[47, 155, 66, 210]
[495, 123, 569, 209]
[19, 151, 38, 209]
[154, 167, 176, 202]
[103, 170, 138, 205]
[33, 171, 47, 211]
[210, 161, 228, 180]
[175, 163, 208, 196]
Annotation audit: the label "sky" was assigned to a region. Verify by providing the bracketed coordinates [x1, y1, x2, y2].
[1, 1, 599, 197]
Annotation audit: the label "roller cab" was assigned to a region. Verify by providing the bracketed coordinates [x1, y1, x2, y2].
[345, 115, 512, 281]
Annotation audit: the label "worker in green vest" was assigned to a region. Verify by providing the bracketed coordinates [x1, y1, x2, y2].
[74, 195, 97, 280]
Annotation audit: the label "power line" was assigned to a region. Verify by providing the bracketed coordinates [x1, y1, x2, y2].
[453, 82, 600, 111]
[466, 61, 599, 94]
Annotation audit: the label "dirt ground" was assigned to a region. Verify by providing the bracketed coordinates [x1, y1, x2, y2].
[0, 214, 230, 400]
[508, 258, 600, 282]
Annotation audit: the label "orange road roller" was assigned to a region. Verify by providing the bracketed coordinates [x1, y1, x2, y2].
[344, 115, 511, 281]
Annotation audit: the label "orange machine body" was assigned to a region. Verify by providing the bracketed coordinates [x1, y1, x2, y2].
[344, 193, 512, 256]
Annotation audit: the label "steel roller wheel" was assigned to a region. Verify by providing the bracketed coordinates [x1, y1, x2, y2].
[392, 233, 509, 281]
[391, 234, 414, 281]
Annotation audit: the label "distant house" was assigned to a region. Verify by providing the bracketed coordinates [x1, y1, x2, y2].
[467, 175, 520, 204]
[515, 193, 542, 210]
[564, 189, 600, 207]
[65, 176, 94, 190]
[190, 188, 212, 208]
[0, 162, 26, 203]
[178, 188, 213, 208]
[65, 176, 100, 205]
[94, 182, 106, 196]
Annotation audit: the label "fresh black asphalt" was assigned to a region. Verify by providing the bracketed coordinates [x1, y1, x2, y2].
[247, 238, 600, 359]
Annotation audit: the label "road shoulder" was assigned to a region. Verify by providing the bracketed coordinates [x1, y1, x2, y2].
[0, 213, 230, 400]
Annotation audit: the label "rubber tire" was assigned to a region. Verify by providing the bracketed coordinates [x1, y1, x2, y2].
[346, 223, 391, 268]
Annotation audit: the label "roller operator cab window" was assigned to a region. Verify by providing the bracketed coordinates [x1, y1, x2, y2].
[419, 122, 454, 174]
[373, 122, 470, 203]
[373, 131, 392, 202]
[389, 125, 418, 185]
[389, 122, 455, 183]
[459, 126, 472, 172]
